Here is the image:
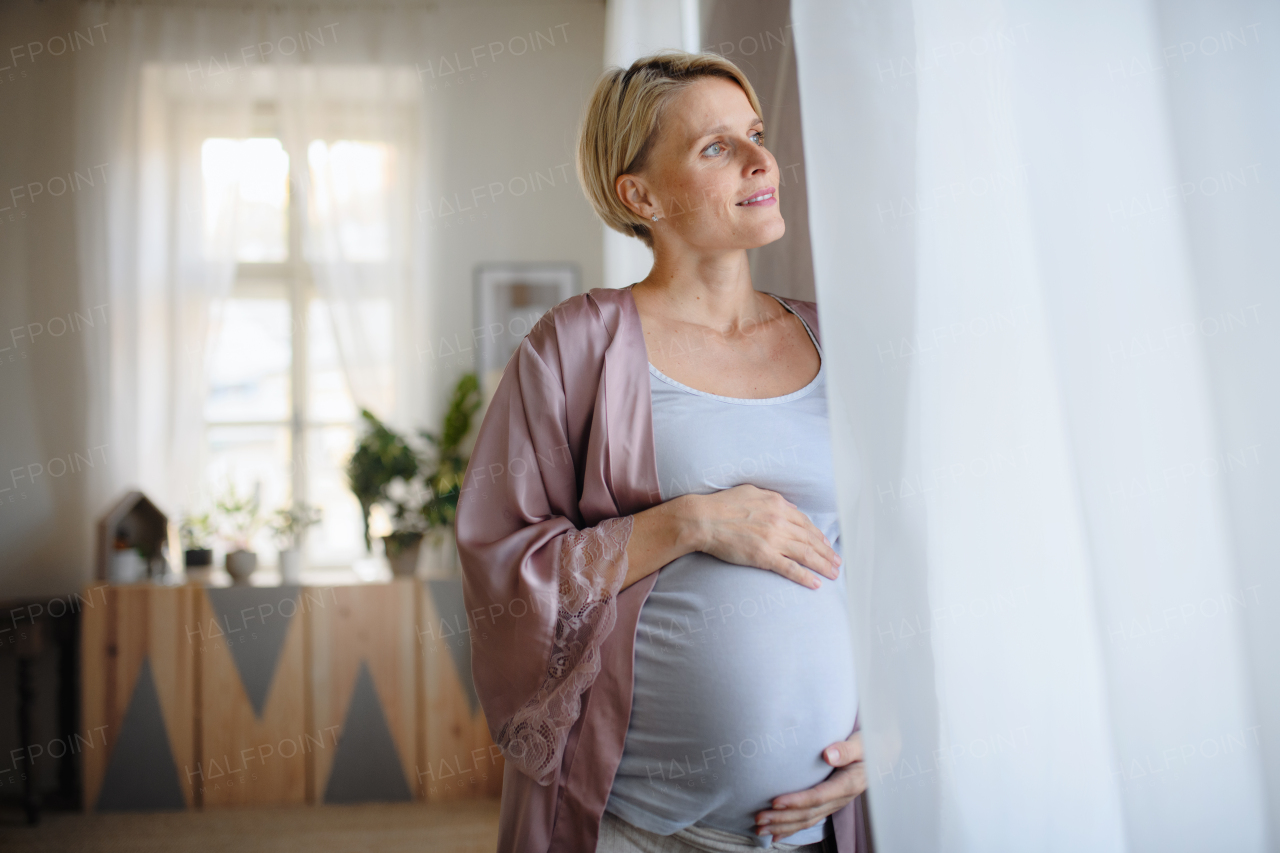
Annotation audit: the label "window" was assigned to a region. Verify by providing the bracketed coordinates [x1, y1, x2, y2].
[201, 133, 396, 570]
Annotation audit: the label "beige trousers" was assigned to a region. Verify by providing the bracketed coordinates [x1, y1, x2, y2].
[595, 809, 831, 853]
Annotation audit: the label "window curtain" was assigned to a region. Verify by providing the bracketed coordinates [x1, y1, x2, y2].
[791, 0, 1279, 851]
[72, 2, 433, 517]
[279, 65, 422, 421]
[76, 29, 256, 514]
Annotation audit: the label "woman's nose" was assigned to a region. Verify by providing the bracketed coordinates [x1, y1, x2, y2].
[745, 143, 772, 175]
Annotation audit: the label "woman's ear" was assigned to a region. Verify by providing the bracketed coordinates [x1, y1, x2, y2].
[616, 173, 657, 221]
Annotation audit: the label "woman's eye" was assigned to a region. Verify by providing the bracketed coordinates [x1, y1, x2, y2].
[703, 141, 726, 156]
[753, 132, 765, 145]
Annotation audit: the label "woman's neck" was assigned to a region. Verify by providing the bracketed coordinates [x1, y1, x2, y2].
[634, 246, 763, 329]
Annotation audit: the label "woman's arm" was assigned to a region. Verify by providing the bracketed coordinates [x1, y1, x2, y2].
[623, 484, 842, 590]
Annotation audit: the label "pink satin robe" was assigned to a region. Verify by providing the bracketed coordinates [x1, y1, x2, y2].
[456, 286, 871, 853]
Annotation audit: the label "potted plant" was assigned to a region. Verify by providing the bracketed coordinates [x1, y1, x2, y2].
[109, 530, 147, 584]
[180, 512, 215, 569]
[345, 374, 480, 578]
[347, 409, 420, 550]
[346, 408, 426, 576]
[269, 502, 322, 585]
[216, 482, 263, 585]
[382, 476, 431, 577]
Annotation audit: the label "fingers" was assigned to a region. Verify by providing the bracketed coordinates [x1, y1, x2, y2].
[702, 487, 841, 587]
[756, 813, 827, 840]
[755, 803, 825, 831]
[762, 526, 838, 588]
[777, 523, 840, 580]
[752, 738, 868, 840]
[818, 737, 867, 796]
[823, 733, 864, 767]
[782, 506, 840, 561]
[846, 761, 868, 798]
[788, 539, 840, 580]
[769, 762, 864, 812]
[754, 789, 855, 839]
[763, 554, 822, 590]
[768, 774, 849, 811]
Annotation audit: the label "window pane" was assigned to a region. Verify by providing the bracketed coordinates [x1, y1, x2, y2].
[306, 425, 367, 566]
[205, 424, 291, 555]
[307, 300, 358, 422]
[307, 140, 390, 262]
[206, 298, 291, 422]
[202, 138, 290, 262]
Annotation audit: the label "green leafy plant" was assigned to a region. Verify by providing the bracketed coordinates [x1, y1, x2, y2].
[179, 512, 215, 551]
[419, 372, 481, 531]
[345, 373, 481, 552]
[215, 482, 263, 552]
[269, 503, 322, 551]
[346, 409, 420, 550]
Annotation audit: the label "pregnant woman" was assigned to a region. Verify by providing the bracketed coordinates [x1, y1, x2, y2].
[456, 52, 869, 853]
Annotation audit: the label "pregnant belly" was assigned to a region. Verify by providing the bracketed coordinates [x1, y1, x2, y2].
[610, 552, 858, 838]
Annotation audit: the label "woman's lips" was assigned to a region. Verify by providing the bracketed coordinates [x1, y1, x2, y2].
[737, 187, 777, 207]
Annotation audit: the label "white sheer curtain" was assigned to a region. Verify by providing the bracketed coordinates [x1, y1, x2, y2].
[792, 0, 1279, 851]
[72, 2, 431, 518]
[280, 66, 421, 420]
[77, 50, 252, 513]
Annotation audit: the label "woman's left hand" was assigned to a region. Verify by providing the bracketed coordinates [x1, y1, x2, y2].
[753, 733, 867, 842]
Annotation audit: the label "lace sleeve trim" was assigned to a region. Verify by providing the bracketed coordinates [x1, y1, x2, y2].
[495, 514, 635, 785]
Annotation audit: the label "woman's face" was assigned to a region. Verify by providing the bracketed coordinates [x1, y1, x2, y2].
[620, 76, 785, 252]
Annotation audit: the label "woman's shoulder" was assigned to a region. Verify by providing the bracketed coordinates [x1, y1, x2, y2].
[526, 288, 632, 350]
[520, 287, 634, 370]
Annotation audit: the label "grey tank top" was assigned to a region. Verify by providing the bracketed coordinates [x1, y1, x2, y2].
[605, 296, 858, 848]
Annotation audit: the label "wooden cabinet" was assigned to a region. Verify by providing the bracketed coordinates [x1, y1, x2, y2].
[82, 579, 502, 811]
[81, 583, 197, 810]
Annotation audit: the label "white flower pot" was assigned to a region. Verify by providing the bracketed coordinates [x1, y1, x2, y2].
[226, 549, 258, 585]
[109, 549, 146, 584]
[278, 548, 302, 585]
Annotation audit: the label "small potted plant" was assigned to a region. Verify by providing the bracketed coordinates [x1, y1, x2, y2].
[347, 409, 424, 576]
[216, 482, 263, 585]
[347, 409, 420, 551]
[269, 502, 322, 585]
[381, 476, 430, 576]
[109, 530, 147, 584]
[180, 512, 215, 569]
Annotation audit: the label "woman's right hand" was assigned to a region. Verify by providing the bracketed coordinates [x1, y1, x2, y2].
[686, 485, 840, 589]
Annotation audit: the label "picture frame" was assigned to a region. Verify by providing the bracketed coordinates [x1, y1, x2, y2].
[473, 262, 580, 387]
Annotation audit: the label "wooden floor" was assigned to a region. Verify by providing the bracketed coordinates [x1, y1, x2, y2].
[0, 799, 501, 853]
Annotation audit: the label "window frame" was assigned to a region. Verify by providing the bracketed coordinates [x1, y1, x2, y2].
[203, 133, 374, 571]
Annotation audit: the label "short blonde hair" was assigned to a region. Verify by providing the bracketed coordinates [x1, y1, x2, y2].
[576, 51, 764, 248]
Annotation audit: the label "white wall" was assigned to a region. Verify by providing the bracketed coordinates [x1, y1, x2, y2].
[420, 3, 606, 428]
[0, 0, 92, 601]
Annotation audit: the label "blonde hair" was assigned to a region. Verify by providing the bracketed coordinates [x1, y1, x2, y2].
[576, 50, 764, 248]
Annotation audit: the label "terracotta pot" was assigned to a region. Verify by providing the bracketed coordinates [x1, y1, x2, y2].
[226, 549, 258, 585]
